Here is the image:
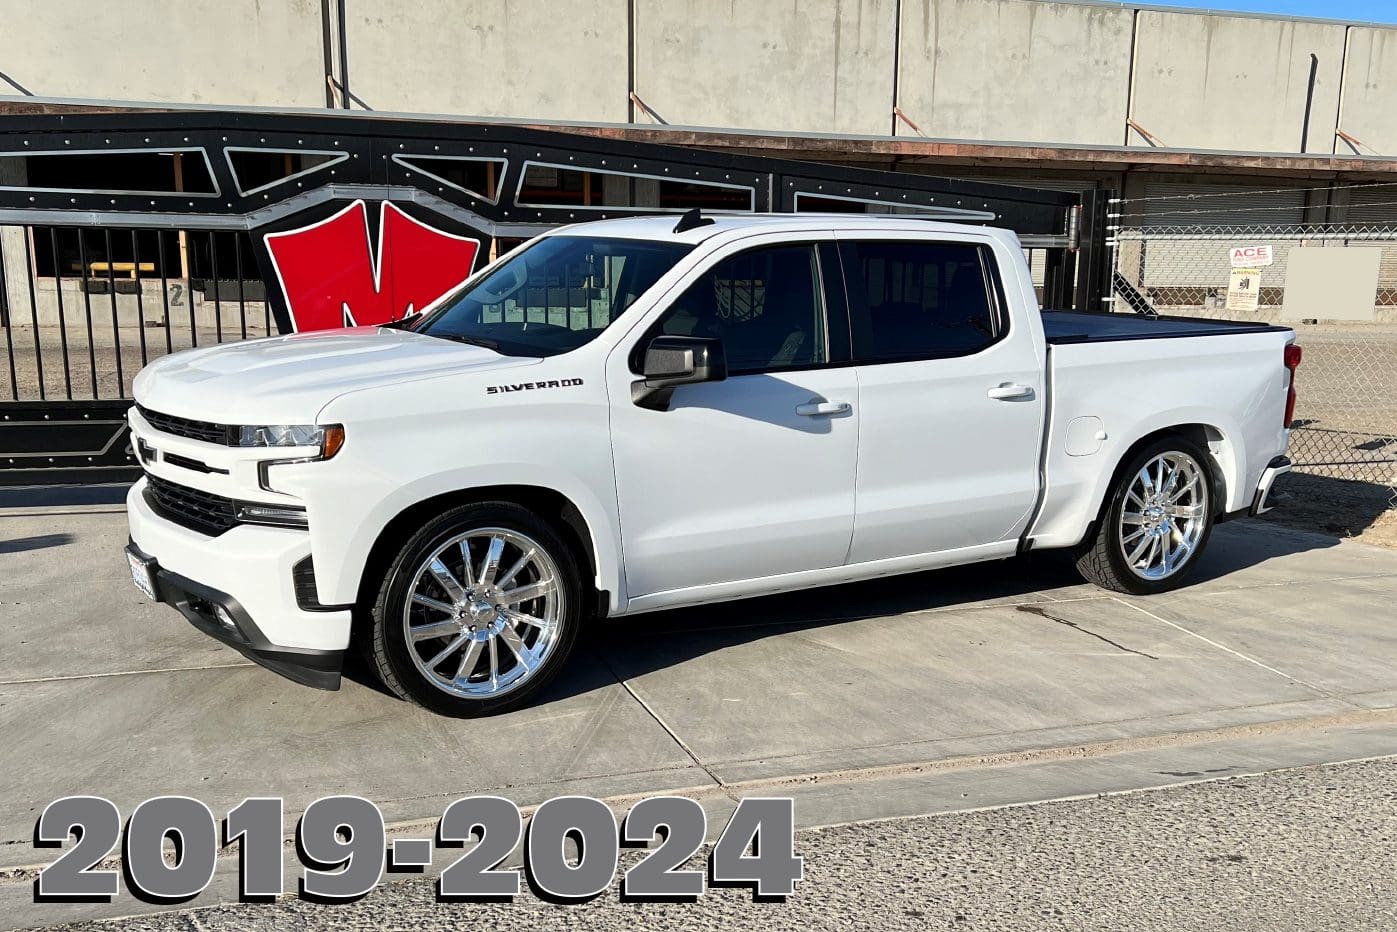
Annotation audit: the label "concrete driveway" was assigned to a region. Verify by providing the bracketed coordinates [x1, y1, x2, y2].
[3, 490, 1397, 926]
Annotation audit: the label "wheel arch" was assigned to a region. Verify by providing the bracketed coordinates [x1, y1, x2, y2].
[353, 484, 611, 622]
[1081, 422, 1236, 546]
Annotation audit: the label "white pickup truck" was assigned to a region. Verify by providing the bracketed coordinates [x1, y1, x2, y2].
[125, 213, 1300, 716]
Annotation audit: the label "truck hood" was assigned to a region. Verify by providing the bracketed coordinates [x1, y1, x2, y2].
[133, 327, 540, 423]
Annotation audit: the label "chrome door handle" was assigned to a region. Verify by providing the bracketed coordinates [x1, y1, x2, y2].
[987, 383, 1034, 401]
[795, 400, 851, 417]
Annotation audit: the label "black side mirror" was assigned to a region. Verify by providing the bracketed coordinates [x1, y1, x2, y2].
[631, 336, 727, 410]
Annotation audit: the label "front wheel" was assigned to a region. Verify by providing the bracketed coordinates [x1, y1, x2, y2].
[368, 502, 584, 717]
[1075, 437, 1215, 595]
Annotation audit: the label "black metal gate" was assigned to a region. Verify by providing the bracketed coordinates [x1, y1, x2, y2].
[0, 109, 1091, 484]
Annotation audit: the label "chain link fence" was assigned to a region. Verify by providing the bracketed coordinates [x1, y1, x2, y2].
[1109, 187, 1397, 514]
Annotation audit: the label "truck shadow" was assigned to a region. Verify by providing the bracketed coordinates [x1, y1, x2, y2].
[1253, 473, 1395, 544]
[0, 532, 74, 554]
[513, 518, 1345, 708]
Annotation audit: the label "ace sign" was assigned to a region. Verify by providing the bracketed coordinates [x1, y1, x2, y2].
[1230, 244, 1274, 268]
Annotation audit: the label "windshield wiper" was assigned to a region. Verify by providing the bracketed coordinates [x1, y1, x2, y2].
[433, 333, 501, 350]
[378, 311, 423, 331]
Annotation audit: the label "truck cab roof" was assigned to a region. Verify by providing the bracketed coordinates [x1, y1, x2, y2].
[545, 213, 1022, 248]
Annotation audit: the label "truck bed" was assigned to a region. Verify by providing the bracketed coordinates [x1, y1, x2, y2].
[1041, 310, 1291, 345]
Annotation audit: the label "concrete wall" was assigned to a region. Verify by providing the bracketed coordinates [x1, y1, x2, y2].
[1130, 10, 1347, 154]
[347, 0, 628, 122]
[896, 0, 1132, 144]
[0, 0, 325, 107]
[2, 1, 1397, 157]
[632, 0, 897, 135]
[1335, 26, 1397, 156]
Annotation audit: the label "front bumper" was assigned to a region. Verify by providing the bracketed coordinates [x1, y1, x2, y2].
[127, 479, 352, 690]
[128, 540, 343, 689]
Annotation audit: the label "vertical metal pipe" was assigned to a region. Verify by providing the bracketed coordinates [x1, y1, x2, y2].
[336, 0, 351, 110]
[130, 230, 149, 371]
[1332, 26, 1353, 156]
[889, 0, 903, 137]
[234, 233, 248, 340]
[626, 0, 636, 124]
[76, 232, 98, 397]
[156, 232, 173, 356]
[209, 233, 223, 343]
[185, 228, 199, 348]
[21, 230, 45, 401]
[48, 228, 73, 399]
[0, 225, 21, 400]
[103, 228, 124, 397]
[1301, 53, 1319, 154]
[320, 0, 337, 108]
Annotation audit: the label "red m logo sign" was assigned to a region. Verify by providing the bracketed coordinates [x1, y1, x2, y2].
[265, 200, 481, 332]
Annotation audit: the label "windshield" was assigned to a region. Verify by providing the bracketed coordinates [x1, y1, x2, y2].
[414, 235, 692, 356]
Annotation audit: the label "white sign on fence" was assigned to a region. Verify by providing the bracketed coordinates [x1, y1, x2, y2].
[1226, 268, 1262, 312]
[1230, 245, 1274, 268]
[1281, 247, 1381, 322]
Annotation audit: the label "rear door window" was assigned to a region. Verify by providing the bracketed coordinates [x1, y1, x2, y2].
[841, 241, 1004, 362]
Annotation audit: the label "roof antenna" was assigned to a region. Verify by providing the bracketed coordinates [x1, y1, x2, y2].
[672, 208, 714, 234]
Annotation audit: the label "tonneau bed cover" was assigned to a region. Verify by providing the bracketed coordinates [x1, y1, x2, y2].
[1041, 310, 1291, 345]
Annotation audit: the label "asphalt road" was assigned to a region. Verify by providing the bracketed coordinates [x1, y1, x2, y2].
[27, 756, 1397, 932]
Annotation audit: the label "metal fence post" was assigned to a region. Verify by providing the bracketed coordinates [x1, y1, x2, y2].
[1074, 189, 1114, 314]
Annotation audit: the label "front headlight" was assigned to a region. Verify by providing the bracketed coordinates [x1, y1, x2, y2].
[238, 424, 323, 448]
[237, 424, 345, 459]
[250, 424, 346, 494]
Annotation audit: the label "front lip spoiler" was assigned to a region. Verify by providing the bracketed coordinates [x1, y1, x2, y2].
[127, 540, 343, 690]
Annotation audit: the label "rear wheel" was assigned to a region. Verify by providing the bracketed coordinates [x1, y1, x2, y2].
[368, 502, 584, 717]
[1075, 436, 1215, 595]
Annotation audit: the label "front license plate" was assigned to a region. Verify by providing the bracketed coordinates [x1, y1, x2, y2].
[127, 550, 157, 601]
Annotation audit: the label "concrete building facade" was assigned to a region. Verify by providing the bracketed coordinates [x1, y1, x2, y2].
[2, 0, 1394, 158]
[3, 0, 1397, 228]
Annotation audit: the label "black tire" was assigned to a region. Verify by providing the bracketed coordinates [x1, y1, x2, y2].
[1075, 435, 1216, 595]
[367, 501, 584, 717]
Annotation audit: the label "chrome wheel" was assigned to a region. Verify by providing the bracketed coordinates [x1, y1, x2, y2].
[1118, 451, 1210, 581]
[402, 527, 564, 699]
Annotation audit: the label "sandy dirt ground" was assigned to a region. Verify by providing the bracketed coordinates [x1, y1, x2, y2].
[1259, 471, 1397, 549]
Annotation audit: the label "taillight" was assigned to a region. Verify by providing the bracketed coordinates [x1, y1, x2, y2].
[1283, 343, 1303, 428]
